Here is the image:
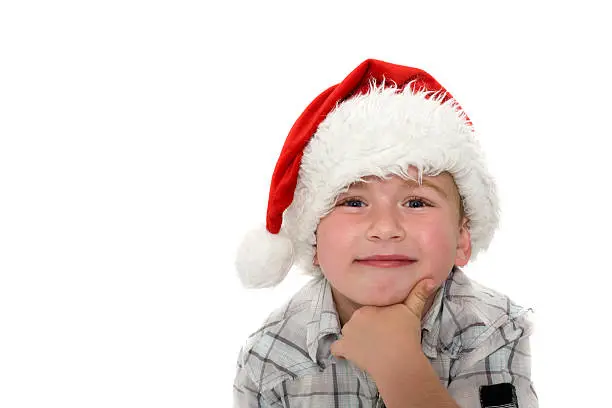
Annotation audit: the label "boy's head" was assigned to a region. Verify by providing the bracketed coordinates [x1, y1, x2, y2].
[314, 169, 470, 308]
[236, 59, 498, 290]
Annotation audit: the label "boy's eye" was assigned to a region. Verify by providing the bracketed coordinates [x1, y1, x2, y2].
[405, 198, 429, 208]
[339, 199, 366, 208]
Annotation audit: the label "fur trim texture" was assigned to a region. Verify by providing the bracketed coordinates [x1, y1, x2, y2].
[235, 227, 294, 288]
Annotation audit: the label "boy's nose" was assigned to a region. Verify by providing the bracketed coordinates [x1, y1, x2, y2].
[366, 207, 406, 241]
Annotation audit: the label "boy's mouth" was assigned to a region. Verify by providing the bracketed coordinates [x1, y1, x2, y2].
[355, 255, 416, 268]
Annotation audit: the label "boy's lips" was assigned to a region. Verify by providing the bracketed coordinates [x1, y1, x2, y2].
[355, 255, 416, 268]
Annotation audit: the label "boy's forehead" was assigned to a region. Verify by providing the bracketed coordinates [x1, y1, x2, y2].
[344, 173, 454, 198]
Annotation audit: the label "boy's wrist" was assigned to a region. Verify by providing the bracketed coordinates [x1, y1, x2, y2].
[373, 351, 459, 408]
[371, 348, 427, 390]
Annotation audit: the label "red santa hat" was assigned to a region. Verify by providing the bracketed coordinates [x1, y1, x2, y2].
[236, 59, 499, 288]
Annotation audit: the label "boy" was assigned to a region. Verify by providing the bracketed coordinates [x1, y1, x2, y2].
[233, 59, 536, 407]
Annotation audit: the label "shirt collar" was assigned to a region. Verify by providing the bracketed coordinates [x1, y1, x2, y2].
[305, 277, 341, 363]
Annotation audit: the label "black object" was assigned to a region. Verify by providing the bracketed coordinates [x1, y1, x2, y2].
[479, 382, 518, 407]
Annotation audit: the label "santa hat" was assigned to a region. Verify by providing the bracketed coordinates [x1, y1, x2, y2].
[236, 59, 499, 288]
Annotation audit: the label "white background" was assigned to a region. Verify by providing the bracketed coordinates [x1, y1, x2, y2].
[1, 1, 610, 407]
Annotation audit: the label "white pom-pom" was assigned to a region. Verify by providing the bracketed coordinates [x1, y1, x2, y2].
[235, 227, 294, 288]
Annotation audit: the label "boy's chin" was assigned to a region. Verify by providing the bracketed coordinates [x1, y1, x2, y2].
[352, 291, 410, 307]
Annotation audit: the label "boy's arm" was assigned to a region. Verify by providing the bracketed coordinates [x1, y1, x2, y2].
[374, 350, 460, 408]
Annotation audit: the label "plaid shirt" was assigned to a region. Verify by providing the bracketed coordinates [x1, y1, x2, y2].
[233, 267, 537, 408]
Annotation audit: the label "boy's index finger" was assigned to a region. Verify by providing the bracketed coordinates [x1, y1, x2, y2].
[403, 279, 437, 319]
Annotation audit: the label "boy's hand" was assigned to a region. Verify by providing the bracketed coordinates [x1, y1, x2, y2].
[329, 279, 438, 380]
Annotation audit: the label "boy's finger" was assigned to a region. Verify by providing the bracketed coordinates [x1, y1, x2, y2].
[330, 339, 345, 358]
[403, 279, 437, 318]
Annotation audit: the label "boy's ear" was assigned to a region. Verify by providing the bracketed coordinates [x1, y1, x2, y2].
[455, 217, 472, 267]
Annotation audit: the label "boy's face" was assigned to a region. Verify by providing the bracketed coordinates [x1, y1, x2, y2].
[314, 168, 471, 310]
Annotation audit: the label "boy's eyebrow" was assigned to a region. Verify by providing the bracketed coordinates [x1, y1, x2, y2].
[406, 179, 449, 199]
[343, 179, 449, 199]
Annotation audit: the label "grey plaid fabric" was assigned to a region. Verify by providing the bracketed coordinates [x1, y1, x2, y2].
[233, 267, 538, 408]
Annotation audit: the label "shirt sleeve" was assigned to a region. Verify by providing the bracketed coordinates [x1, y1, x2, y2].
[233, 347, 282, 408]
[447, 317, 538, 408]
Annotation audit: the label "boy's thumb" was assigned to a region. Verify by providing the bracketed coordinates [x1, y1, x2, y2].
[403, 279, 437, 318]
